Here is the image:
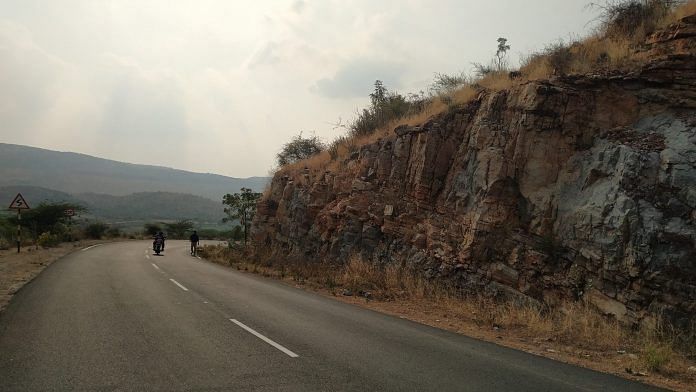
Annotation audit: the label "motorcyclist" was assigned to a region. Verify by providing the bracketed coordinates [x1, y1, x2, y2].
[153, 231, 166, 251]
[189, 230, 200, 255]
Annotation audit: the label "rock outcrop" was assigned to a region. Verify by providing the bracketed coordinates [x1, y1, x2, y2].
[253, 17, 696, 326]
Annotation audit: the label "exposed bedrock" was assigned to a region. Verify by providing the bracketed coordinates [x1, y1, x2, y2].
[253, 17, 696, 326]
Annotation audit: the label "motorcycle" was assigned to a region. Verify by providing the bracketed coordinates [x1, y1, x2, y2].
[153, 238, 164, 255]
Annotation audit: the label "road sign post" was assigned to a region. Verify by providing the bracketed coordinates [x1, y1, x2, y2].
[8, 193, 30, 253]
[17, 210, 21, 253]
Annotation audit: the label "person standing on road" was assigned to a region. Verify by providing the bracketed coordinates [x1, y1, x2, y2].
[190, 230, 200, 256]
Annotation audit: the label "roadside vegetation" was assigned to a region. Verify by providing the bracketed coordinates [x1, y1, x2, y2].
[222, 188, 262, 246]
[199, 246, 696, 388]
[271, 0, 696, 180]
[0, 202, 86, 249]
[0, 201, 146, 250]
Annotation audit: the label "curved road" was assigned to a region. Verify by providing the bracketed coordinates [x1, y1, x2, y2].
[0, 241, 661, 391]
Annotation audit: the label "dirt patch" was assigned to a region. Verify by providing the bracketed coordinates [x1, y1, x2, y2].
[0, 240, 107, 313]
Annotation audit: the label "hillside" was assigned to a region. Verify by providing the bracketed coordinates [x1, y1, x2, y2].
[0, 186, 224, 223]
[77, 192, 224, 222]
[0, 143, 268, 201]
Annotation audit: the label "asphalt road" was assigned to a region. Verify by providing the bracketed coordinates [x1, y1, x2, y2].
[0, 241, 662, 391]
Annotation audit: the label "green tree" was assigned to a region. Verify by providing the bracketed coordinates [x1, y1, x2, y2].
[0, 216, 15, 244]
[9, 202, 85, 241]
[84, 222, 108, 239]
[222, 188, 261, 246]
[370, 80, 388, 125]
[350, 80, 412, 137]
[276, 132, 325, 167]
[164, 220, 194, 239]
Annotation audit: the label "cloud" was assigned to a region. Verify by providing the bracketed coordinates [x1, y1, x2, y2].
[0, 20, 82, 140]
[312, 59, 406, 99]
[98, 74, 189, 139]
[246, 41, 283, 68]
[0, 0, 602, 177]
[291, 0, 306, 14]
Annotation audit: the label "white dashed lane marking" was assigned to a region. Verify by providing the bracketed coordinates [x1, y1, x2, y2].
[169, 278, 189, 291]
[229, 319, 299, 358]
[146, 253, 297, 359]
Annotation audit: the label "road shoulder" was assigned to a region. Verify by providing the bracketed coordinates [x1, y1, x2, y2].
[0, 240, 116, 313]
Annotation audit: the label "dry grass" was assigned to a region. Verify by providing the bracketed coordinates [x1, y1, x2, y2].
[673, 0, 696, 18]
[648, 0, 696, 27]
[522, 0, 696, 79]
[477, 72, 516, 91]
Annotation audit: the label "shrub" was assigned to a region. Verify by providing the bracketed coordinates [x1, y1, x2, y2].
[106, 227, 121, 238]
[328, 137, 343, 160]
[37, 232, 61, 248]
[642, 344, 673, 372]
[0, 237, 11, 250]
[594, 0, 674, 39]
[277, 132, 325, 166]
[349, 80, 413, 137]
[84, 222, 108, 239]
[164, 220, 194, 239]
[545, 41, 574, 76]
[472, 62, 494, 78]
[328, 135, 358, 161]
[0, 217, 15, 249]
[430, 72, 469, 96]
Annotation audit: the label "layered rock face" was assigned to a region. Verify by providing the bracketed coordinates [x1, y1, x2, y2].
[253, 17, 696, 325]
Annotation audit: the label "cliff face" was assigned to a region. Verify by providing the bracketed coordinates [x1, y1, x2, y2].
[253, 17, 696, 325]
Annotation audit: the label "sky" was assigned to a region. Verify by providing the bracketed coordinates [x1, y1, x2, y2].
[0, 0, 600, 177]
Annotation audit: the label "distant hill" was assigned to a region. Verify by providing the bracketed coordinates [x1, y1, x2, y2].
[0, 143, 268, 201]
[77, 192, 224, 222]
[0, 185, 225, 223]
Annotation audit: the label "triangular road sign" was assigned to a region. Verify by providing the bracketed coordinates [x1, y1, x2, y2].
[8, 193, 30, 210]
